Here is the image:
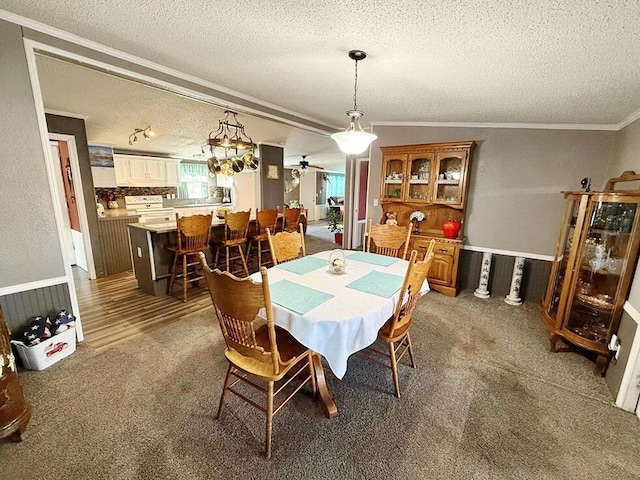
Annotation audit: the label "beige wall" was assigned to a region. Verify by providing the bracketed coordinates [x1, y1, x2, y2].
[0, 20, 65, 287]
[609, 118, 640, 308]
[609, 118, 640, 181]
[369, 126, 616, 256]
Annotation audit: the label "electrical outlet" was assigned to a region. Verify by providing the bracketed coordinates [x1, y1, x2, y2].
[373, 198, 379, 207]
[137, 247, 143, 258]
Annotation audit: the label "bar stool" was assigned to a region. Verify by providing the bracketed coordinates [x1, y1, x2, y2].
[282, 207, 301, 232]
[166, 212, 213, 302]
[211, 209, 251, 277]
[246, 208, 278, 269]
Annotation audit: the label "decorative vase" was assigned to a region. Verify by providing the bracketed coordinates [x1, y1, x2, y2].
[329, 249, 347, 274]
[442, 219, 461, 239]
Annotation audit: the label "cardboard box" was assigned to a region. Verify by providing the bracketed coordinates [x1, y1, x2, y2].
[11, 327, 76, 371]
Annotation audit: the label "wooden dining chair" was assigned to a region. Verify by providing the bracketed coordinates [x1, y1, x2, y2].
[282, 206, 301, 232]
[211, 209, 251, 277]
[198, 253, 317, 459]
[365, 218, 414, 260]
[166, 212, 212, 302]
[246, 208, 279, 269]
[360, 245, 435, 398]
[266, 223, 306, 265]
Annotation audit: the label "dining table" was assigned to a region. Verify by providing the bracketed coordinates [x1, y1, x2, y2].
[249, 249, 430, 418]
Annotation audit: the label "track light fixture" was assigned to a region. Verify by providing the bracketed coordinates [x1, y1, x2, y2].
[128, 125, 154, 145]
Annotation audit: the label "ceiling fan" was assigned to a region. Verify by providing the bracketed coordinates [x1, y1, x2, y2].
[291, 155, 324, 179]
[298, 155, 324, 171]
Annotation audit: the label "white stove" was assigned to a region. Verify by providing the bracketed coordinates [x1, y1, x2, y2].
[125, 195, 175, 224]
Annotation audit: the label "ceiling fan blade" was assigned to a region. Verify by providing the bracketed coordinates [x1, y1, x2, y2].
[307, 164, 325, 170]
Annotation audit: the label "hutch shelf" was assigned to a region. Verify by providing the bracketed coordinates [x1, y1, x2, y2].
[379, 141, 475, 296]
[540, 171, 640, 375]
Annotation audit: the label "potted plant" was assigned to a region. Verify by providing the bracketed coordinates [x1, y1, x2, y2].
[327, 210, 343, 244]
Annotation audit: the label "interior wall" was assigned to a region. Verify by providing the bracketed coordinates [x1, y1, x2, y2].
[609, 118, 640, 181]
[46, 114, 106, 276]
[608, 118, 640, 309]
[0, 20, 65, 287]
[369, 126, 616, 256]
[259, 145, 284, 210]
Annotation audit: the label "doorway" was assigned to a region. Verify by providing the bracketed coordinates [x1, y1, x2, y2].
[48, 134, 96, 278]
[351, 159, 369, 249]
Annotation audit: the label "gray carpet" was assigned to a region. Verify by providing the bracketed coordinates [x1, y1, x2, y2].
[2, 279, 639, 478]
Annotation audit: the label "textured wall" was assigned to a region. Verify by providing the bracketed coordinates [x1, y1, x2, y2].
[369, 126, 616, 256]
[0, 21, 65, 287]
[609, 118, 640, 181]
[608, 118, 640, 311]
[259, 145, 284, 210]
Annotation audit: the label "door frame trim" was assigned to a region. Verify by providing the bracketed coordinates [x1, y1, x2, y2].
[49, 134, 96, 279]
[23, 40, 84, 341]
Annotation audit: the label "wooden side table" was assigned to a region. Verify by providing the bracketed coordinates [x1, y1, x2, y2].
[0, 309, 31, 442]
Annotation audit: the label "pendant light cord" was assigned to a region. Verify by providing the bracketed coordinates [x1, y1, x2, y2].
[353, 59, 359, 111]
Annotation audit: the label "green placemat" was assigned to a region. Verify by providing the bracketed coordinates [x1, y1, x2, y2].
[270, 280, 334, 314]
[275, 256, 327, 275]
[347, 251, 399, 267]
[346, 270, 404, 298]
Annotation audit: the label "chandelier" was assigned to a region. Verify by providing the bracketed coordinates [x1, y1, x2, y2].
[204, 110, 259, 177]
[330, 50, 377, 155]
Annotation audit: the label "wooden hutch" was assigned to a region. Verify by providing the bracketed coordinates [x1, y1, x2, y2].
[379, 141, 475, 296]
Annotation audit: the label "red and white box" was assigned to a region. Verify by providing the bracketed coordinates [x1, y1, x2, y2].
[11, 327, 77, 370]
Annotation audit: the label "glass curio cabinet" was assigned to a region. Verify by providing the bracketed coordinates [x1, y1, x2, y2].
[541, 173, 640, 375]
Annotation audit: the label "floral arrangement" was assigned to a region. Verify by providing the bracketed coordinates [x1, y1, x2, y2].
[409, 210, 426, 222]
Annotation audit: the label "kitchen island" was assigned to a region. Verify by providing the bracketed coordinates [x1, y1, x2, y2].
[127, 213, 306, 296]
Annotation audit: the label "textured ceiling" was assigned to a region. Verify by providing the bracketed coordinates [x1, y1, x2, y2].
[3, 0, 640, 126]
[36, 55, 345, 170]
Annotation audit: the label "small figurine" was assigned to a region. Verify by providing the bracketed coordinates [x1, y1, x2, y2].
[581, 177, 591, 192]
[385, 212, 398, 226]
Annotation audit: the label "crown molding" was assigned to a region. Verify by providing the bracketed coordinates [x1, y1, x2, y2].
[370, 121, 619, 131]
[0, 9, 339, 134]
[617, 108, 640, 130]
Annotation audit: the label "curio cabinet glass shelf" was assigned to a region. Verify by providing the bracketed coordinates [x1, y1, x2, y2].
[540, 171, 640, 375]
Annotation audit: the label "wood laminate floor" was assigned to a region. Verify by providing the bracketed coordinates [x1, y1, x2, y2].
[73, 221, 336, 350]
[73, 268, 211, 350]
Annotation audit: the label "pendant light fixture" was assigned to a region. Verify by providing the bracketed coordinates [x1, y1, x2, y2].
[330, 50, 377, 155]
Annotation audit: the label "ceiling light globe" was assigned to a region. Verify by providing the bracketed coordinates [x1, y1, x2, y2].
[331, 130, 377, 155]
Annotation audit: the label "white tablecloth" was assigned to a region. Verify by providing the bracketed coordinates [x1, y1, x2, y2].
[250, 250, 429, 379]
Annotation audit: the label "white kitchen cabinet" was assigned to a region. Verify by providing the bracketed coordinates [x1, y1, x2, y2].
[128, 157, 165, 186]
[165, 160, 181, 186]
[114, 155, 131, 186]
[113, 154, 179, 187]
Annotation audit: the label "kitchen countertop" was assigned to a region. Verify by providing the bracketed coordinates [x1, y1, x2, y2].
[128, 217, 228, 233]
[98, 209, 141, 220]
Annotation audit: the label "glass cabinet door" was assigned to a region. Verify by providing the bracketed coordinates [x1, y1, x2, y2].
[381, 155, 406, 200]
[434, 151, 466, 206]
[405, 154, 433, 203]
[564, 199, 638, 344]
[546, 197, 582, 320]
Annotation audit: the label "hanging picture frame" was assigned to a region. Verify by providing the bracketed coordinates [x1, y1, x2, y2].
[267, 164, 279, 179]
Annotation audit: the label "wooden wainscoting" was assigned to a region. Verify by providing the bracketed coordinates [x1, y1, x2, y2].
[74, 268, 211, 350]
